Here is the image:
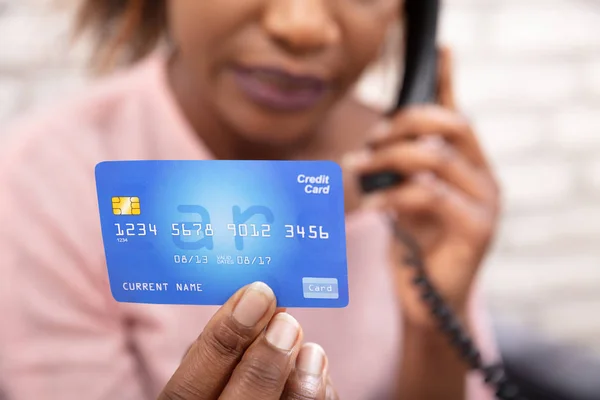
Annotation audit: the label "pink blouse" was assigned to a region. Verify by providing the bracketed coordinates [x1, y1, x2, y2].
[0, 55, 497, 400]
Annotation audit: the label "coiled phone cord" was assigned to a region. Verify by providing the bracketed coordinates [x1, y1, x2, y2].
[391, 224, 527, 400]
[366, 0, 526, 393]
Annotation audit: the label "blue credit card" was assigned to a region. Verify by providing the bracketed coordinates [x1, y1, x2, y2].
[95, 160, 349, 308]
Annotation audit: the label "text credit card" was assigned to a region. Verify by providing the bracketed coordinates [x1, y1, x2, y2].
[95, 160, 349, 308]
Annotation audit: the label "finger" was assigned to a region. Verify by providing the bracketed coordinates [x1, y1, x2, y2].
[179, 308, 288, 363]
[159, 282, 277, 400]
[363, 174, 492, 237]
[346, 140, 441, 176]
[282, 343, 328, 400]
[345, 139, 491, 201]
[437, 46, 457, 111]
[366, 107, 488, 168]
[325, 373, 340, 400]
[220, 313, 303, 400]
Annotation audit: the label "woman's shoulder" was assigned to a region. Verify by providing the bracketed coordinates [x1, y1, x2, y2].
[0, 57, 164, 165]
[0, 59, 171, 274]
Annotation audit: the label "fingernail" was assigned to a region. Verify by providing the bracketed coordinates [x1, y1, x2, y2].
[341, 150, 371, 170]
[362, 194, 386, 210]
[421, 136, 445, 149]
[326, 383, 337, 400]
[415, 172, 435, 184]
[265, 313, 300, 351]
[232, 282, 274, 327]
[369, 120, 392, 140]
[296, 343, 326, 376]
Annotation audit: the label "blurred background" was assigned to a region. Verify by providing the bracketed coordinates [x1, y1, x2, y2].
[0, 0, 599, 381]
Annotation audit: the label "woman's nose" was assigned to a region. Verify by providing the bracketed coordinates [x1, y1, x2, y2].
[262, 0, 341, 53]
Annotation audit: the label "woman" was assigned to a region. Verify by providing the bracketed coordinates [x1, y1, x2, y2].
[0, 0, 501, 399]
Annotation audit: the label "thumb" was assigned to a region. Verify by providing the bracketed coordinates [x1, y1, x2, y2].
[436, 45, 457, 110]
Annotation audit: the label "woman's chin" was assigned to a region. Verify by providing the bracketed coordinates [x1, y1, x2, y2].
[234, 120, 316, 146]
[219, 99, 326, 146]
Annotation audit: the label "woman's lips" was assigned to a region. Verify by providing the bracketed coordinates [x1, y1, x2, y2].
[232, 65, 330, 112]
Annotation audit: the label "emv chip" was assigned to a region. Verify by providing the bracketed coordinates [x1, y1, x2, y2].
[112, 196, 140, 215]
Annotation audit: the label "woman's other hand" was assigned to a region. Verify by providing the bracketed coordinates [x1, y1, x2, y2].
[343, 47, 500, 329]
[159, 282, 338, 400]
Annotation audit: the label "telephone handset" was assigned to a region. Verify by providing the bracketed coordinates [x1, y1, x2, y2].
[359, 0, 439, 193]
[359, 1, 525, 399]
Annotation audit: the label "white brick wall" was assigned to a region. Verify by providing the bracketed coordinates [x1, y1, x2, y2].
[1, 0, 599, 351]
[588, 59, 600, 97]
[0, 78, 22, 122]
[488, 2, 600, 56]
[585, 159, 600, 192]
[439, 0, 600, 353]
[553, 107, 600, 149]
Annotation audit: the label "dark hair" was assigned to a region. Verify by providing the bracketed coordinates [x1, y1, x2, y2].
[76, 0, 167, 71]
